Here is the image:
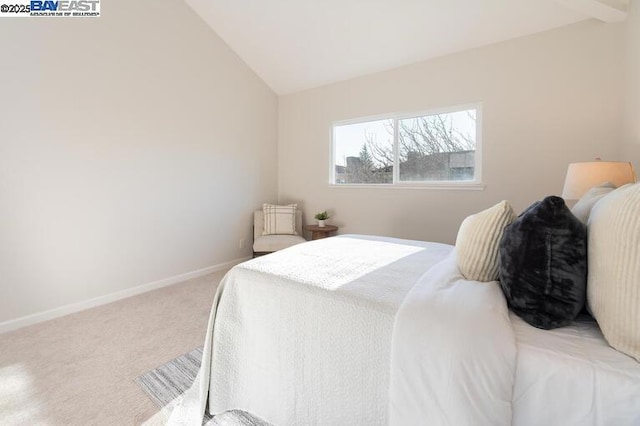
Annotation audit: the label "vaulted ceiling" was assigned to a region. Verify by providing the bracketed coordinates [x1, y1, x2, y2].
[184, 0, 629, 95]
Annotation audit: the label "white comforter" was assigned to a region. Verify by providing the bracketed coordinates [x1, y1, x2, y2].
[511, 313, 640, 425]
[388, 252, 516, 425]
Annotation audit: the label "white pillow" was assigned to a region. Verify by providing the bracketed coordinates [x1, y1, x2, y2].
[456, 200, 516, 282]
[587, 183, 640, 361]
[570, 182, 615, 224]
[262, 203, 298, 236]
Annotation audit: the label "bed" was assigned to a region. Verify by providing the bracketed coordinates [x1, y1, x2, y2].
[168, 234, 640, 425]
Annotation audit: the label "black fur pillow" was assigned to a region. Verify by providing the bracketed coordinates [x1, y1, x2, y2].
[498, 196, 587, 329]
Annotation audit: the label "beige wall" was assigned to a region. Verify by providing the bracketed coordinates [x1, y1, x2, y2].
[623, 0, 640, 168]
[0, 0, 277, 324]
[278, 20, 625, 244]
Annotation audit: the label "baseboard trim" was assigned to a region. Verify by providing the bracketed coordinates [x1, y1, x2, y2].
[0, 256, 251, 335]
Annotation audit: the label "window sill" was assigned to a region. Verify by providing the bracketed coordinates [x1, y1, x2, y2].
[328, 182, 486, 191]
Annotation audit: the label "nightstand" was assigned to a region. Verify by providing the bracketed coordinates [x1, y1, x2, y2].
[304, 224, 339, 240]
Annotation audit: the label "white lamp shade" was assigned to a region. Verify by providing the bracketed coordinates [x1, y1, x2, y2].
[562, 161, 636, 200]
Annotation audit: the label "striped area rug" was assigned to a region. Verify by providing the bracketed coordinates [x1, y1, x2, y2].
[133, 347, 211, 423]
[134, 348, 271, 425]
[134, 347, 213, 422]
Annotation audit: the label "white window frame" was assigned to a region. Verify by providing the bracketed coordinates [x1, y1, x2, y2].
[329, 103, 484, 190]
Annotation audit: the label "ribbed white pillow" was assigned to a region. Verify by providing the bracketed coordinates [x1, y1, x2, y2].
[456, 200, 517, 282]
[262, 204, 298, 236]
[571, 182, 615, 224]
[588, 183, 640, 361]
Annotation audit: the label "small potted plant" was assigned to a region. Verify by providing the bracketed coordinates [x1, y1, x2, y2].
[314, 211, 330, 227]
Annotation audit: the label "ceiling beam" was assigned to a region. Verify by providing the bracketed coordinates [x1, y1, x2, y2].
[555, 0, 628, 22]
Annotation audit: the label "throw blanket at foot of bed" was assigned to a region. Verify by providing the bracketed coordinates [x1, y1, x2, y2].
[168, 235, 515, 425]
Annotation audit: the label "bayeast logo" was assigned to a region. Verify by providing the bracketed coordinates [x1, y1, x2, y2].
[31, 0, 100, 16]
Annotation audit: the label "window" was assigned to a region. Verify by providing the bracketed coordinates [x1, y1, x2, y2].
[331, 104, 481, 187]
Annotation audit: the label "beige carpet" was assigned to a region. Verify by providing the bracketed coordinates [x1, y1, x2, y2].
[0, 270, 225, 426]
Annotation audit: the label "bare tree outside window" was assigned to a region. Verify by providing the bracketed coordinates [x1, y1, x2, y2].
[333, 118, 393, 184]
[333, 107, 478, 184]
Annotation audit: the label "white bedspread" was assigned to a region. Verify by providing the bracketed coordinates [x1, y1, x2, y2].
[169, 235, 452, 425]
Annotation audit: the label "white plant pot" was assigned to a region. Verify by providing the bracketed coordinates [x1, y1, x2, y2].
[318, 220, 326, 228]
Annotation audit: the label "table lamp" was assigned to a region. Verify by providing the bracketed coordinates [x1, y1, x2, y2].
[562, 159, 637, 201]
